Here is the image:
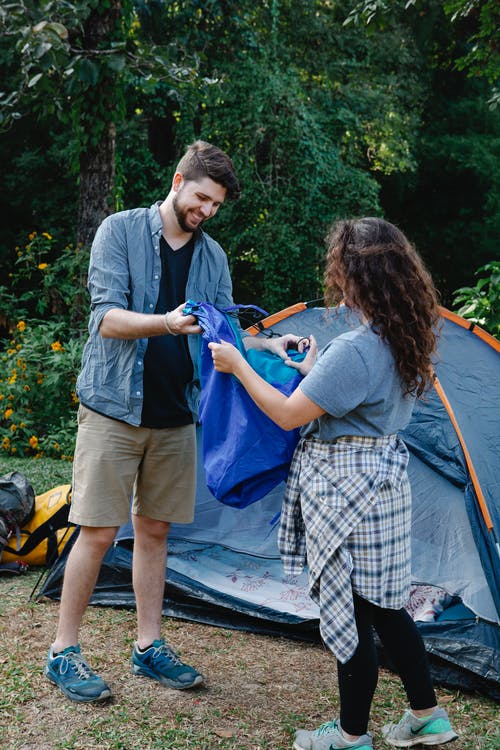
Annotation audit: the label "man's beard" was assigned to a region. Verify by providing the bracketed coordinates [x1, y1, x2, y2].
[173, 193, 203, 233]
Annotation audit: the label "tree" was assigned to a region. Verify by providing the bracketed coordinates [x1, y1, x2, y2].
[0, 0, 197, 246]
[124, 0, 427, 310]
[344, 0, 500, 107]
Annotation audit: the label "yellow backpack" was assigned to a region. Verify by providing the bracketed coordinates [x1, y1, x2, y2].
[1, 484, 76, 567]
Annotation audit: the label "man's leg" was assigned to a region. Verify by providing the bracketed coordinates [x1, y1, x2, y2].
[46, 406, 144, 702]
[45, 525, 117, 702]
[129, 423, 202, 689]
[52, 526, 118, 651]
[132, 514, 170, 648]
[130, 513, 203, 689]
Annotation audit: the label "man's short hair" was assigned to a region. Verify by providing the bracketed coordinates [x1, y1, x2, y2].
[176, 140, 240, 200]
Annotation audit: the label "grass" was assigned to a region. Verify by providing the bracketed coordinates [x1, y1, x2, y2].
[0, 457, 499, 749]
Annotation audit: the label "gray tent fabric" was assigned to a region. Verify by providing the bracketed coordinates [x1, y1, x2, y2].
[39, 304, 500, 699]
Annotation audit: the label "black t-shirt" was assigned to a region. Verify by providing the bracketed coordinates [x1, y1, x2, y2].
[141, 235, 195, 428]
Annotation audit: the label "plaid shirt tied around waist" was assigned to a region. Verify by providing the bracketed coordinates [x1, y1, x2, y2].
[278, 434, 412, 663]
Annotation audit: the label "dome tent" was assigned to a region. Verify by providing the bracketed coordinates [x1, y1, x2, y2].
[39, 303, 500, 700]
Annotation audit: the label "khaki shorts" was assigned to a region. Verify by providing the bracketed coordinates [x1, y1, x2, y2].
[70, 405, 196, 527]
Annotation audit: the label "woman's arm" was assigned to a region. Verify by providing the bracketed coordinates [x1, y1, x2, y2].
[208, 338, 324, 431]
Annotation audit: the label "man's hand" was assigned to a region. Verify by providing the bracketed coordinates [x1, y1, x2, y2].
[166, 302, 203, 336]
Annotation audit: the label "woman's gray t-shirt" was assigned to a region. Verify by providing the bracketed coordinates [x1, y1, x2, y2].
[299, 324, 415, 441]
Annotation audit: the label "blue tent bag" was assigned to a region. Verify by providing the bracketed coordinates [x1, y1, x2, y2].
[184, 301, 305, 508]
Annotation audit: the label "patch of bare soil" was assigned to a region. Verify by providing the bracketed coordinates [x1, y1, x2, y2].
[0, 572, 498, 750]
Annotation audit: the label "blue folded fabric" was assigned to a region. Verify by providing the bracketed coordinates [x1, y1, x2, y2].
[184, 301, 304, 508]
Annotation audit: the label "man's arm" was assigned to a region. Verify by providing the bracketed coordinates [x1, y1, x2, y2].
[99, 303, 202, 339]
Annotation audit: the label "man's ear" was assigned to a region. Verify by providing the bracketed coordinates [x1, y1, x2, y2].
[172, 172, 184, 191]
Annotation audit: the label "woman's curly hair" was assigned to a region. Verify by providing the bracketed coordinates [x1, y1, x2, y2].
[324, 217, 441, 397]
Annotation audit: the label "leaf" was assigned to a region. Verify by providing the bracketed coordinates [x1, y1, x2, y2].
[78, 59, 99, 86]
[47, 22, 68, 40]
[27, 73, 43, 88]
[107, 55, 126, 72]
[35, 41, 53, 59]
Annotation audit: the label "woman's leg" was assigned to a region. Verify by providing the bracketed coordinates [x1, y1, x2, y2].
[337, 594, 379, 736]
[372, 603, 436, 710]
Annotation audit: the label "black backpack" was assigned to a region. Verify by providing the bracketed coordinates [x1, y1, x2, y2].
[0, 471, 36, 573]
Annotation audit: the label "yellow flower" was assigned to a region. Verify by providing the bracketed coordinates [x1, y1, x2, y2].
[7, 349, 16, 356]
[42, 232, 52, 240]
[16, 320, 26, 332]
[28, 231, 36, 241]
[71, 391, 79, 404]
[20, 422, 26, 428]
[10, 423, 17, 432]
[29, 435, 38, 449]
[2, 437, 10, 449]
[0, 394, 3, 401]
[23, 385, 30, 392]
[11, 446, 17, 453]
[53, 442, 60, 451]
[4, 407, 13, 419]
[38, 262, 48, 270]
[37, 373, 44, 385]
[51, 341, 64, 352]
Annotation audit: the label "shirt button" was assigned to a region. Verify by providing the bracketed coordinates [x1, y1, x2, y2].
[149, 303, 154, 309]
[137, 360, 142, 367]
[136, 391, 141, 396]
[154, 274, 159, 280]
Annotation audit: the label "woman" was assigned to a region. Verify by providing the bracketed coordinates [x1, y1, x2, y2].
[208, 218, 458, 750]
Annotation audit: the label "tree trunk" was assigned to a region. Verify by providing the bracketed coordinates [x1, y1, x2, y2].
[76, 121, 116, 248]
[75, 1, 123, 248]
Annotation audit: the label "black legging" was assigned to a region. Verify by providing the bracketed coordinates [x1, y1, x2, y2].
[337, 593, 437, 736]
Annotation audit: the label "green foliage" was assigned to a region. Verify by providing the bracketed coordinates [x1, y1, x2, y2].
[452, 261, 500, 338]
[0, 230, 90, 322]
[0, 231, 88, 458]
[345, 0, 500, 108]
[129, 0, 430, 310]
[0, 318, 81, 458]
[0, 0, 198, 136]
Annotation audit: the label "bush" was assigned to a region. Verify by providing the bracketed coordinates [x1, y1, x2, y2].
[0, 231, 89, 458]
[452, 261, 500, 339]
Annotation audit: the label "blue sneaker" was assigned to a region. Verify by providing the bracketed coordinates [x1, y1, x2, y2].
[382, 708, 458, 746]
[45, 645, 111, 703]
[131, 639, 204, 690]
[294, 720, 373, 749]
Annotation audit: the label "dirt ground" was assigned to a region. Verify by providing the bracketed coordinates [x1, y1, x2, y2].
[0, 571, 498, 750]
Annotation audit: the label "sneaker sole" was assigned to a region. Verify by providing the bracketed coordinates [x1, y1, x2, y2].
[383, 730, 459, 747]
[45, 668, 112, 703]
[131, 663, 204, 690]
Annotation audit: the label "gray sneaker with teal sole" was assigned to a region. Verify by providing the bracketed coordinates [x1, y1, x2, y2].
[45, 645, 111, 703]
[131, 639, 204, 689]
[294, 720, 373, 750]
[382, 708, 458, 747]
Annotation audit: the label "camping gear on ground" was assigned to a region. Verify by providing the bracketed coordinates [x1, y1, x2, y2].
[0, 471, 35, 570]
[1, 484, 75, 567]
[39, 303, 500, 700]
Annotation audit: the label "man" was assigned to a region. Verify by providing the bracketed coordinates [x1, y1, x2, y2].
[45, 140, 301, 703]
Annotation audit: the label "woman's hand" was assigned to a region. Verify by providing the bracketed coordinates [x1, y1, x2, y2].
[208, 340, 244, 374]
[261, 333, 310, 360]
[284, 334, 318, 376]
